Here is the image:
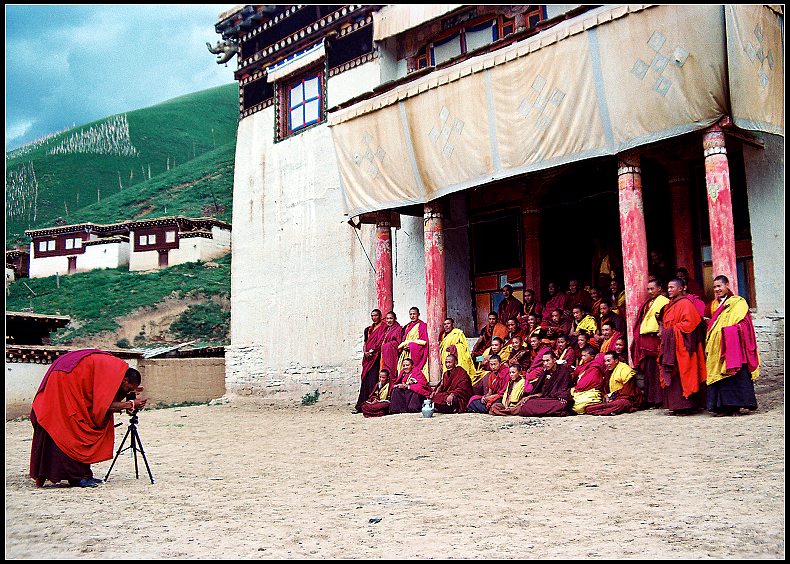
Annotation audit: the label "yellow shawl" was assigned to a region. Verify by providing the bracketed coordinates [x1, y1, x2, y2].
[576, 315, 598, 335]
[639, 295, 669, 334]
[440, 327, 475, 381]
[705, 295, 760, 386]
[397, 323, 430, 380]
[503, 378, 525, 407]
[608, 362, 636, 394]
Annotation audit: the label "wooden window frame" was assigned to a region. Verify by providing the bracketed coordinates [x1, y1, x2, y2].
[275, 62, 327, 142]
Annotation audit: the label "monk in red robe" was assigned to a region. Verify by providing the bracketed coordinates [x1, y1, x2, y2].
[586, 352, 642, 415]
[355, 309, 387, 413]
[554, 335, 576, 368]
[30, 349, 146, 488]
[517, 350, 574, 417]
[472, 312, 508, 360]
[524, 335, 553, 384]
[542, 281, 567, 322]
[503, 317, 525, 348]
[466, 355, 510, 413]
[361, 369, 393, 418]
[598, 300, 626, 336]
[589, 287, 603, 318]
[519, 288, 543, 325]
[504, 334, 530, 369]
[631, 279, 670, 408]
[596, 322, 622, 359]
[398, 307, 430, 381]
[498, 284, 524, 325]
[379, 311, 403, 385]
[657, 278, 708, 414]
[389, 358, 432, 414]
[571, 346, 606, 414]
[565, 279, 592, 316]
[542, 309, 572, 345]
[430, 354, 473, 414]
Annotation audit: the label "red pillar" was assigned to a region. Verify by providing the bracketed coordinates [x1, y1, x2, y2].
[617, 151, 649, 364]
[374, 214, 393, 314]
[424, 202, 447, 385]
[667, 164, 696, 274]
[521, 198, 541, 297]
[703, 123, 738, 294]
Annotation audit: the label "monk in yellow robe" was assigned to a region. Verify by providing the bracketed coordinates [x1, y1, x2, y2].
[439, 318, 475, 382]
[705, 275, 759, 415]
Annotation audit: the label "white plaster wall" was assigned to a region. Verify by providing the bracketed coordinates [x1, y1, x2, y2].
[392, 214, 427, 321]
[129, 249, 160, 271]
[227, 75, 382, 400]
[6, 267, 15, 285]
[327, 59, 382, 107]
[28, 254, 69, 278]
[210, 226, 232, 248]
[80, 242, 128, 271]
[743, 132, 785, 384]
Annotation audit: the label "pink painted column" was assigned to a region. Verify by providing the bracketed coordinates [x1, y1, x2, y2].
[667, 164, 696, 273]
[521, 198, 541, 297]
[703, 123, 738, 294]
[424, 202, 447, 385]
[617, 151, 649, 364]
[374, 214, 394, 314]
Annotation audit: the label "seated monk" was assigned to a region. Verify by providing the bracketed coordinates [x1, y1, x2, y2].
[571, 346, 605, 414]
[389, 358, 432, 414]
[472, 312, 508, 360]
[569, 306, 598, 340]
[503, 334, 530, 370]
[554, 335, 576, 368]
[430, 354, 473, 414]
[589, 287, 603, 318]
[498, 285, 524, 325]
[542, 309, 571, 346]
[614, 335, 629, 364]
[473, 337, 510, 386]
[467, 355, 510, 413]
[439, 317, 475, 381]
[542, 281, 568, 322]
[598, 300, 626, 337]
[517, 350, 574, 417]
[565, 279, 592, 316]
[524, 334, 553, 384]
[522, 313, 543, 343]
[576, 333, 600, 362]
[519, 289, 543, 327]
[586, 351, 642, 415]
[488, 364, 531, 416]
[503, 317, 525, 348]
[596, 322, 622, 359]
[361, 369, 392, 418]
[608, 279, 626, 317]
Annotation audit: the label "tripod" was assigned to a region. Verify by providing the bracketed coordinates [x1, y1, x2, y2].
[104, 409, 155, 484]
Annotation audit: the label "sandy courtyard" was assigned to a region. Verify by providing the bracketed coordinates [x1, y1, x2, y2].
[5, 390, 785, 559]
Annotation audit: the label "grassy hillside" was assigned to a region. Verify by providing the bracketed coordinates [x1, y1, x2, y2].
[6, 83, 239, 247]
[5, 253, 231, 346]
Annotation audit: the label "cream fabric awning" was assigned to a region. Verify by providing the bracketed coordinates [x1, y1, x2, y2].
[330, 4, 784, 218]
[373, 5, 463, 41]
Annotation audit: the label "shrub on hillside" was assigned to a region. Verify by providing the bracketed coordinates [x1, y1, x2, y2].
[170, 301, 229, 343]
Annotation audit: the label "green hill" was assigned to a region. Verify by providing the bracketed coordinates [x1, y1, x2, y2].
[5, 83, 239, 347]
[6, 83, 239, 247]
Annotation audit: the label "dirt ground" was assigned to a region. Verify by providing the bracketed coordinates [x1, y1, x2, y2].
[5, 389, 785, 559]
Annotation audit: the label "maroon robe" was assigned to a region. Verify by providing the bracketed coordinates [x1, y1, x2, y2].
[506, 346, 530, 369]
[470, 364, 509, 402]
[518, 363, 573, 416]
[361, 383, 391, 418]
[524, 345, 552, 383]
[555, 345, 576, 368]
[586, 368, 642, 416]
[472, 322, 507, 358]
[542, 291, 568, 321]
[573, 357, 605, 393]
[498, 296, 524, 325]
[565, 289, 592, 314]
[356, 321, 388, 411]
[631, 297, 663, 406]
[431, 366, 473, 414]
[379, 322, 403, 380]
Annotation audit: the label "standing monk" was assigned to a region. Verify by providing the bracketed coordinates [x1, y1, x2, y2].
[542, 281, 567, 322]
[398, 307, 429, 381]
[355, 309, 387, 413]
[30, 349, 147, 488]
[657, 278, 707, 415]
[630, 279, 669, 408]
[520, 288, 543, 323]
[705, 275, 760, 416]
[498, 285, 524, 325]
[439, 318, 475, 380]
[430, 354, 473, 414]
[379, 312, 403, 387]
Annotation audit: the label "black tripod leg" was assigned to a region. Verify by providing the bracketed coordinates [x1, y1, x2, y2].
[104, 424, 134, 482]
[132, 427, 156, 484]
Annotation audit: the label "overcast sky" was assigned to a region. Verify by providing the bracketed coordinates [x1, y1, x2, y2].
[5, 4, 238, 152]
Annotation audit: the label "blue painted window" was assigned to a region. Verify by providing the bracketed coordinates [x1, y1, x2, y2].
[288, 74, 321, 133]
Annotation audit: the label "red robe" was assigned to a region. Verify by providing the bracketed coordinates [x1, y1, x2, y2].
[379, 322, 403, 379]
[31, 350, 129, 464]
[658, 296, 707, 398]
[498, 296, 524, 324]
[361, 321, 387, 381]
[432, 367, 473, 414]
[542, 292, 568, 321]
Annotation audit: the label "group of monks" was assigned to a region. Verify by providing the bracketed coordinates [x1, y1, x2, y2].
[356, 269, 760, 420]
